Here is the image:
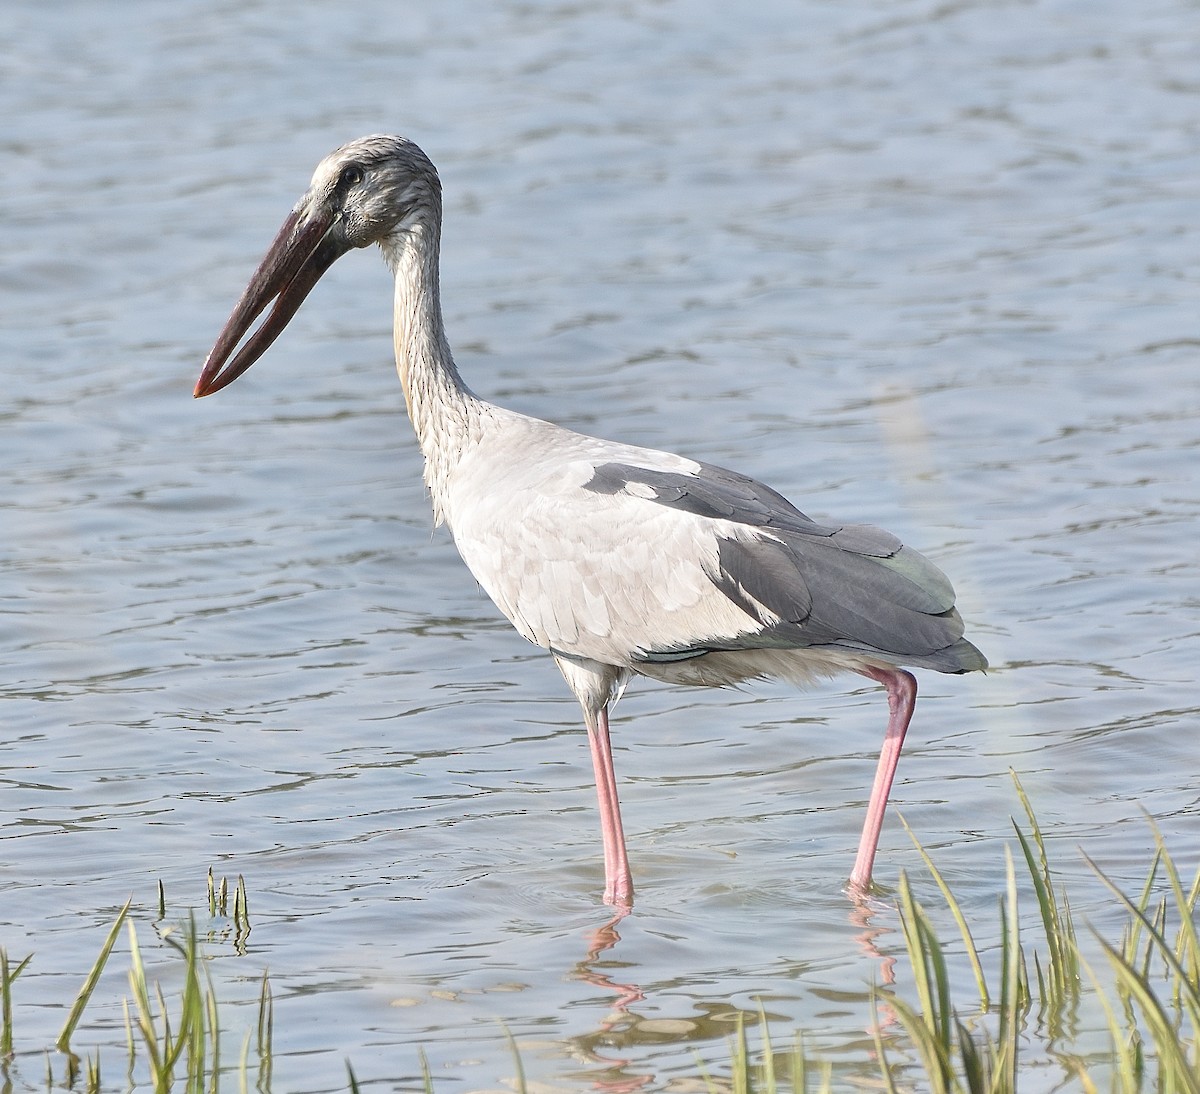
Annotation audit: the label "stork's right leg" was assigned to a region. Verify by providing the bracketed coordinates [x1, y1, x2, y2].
[849, 667, 918, 894]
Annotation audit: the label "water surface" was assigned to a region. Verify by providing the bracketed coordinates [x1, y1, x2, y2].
[4, 0, 1200, 1089]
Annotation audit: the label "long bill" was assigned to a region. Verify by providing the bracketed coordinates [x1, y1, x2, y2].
[194, 201, 349, 398]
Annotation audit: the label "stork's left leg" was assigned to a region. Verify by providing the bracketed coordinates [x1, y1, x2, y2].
[585, 705, 634, 909]
[849, 667, 917, 893]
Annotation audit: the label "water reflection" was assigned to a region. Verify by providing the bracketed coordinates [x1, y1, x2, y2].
[558, 897, 900, 1089]
[848, 894, 898, 988]
[575, 912, 645, 1011]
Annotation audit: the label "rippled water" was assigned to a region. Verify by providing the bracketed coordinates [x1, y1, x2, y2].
[4, 0, 1200, 1089]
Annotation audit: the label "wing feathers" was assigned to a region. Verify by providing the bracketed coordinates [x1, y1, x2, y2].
[700, 532, 969, 660]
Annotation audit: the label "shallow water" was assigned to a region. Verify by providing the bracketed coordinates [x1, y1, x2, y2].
[4, 0, 1200, 1089]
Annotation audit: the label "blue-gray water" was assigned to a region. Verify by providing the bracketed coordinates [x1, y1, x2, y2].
[4, 0, 1199, 1090]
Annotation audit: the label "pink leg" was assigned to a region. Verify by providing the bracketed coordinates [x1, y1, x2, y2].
[849, 667, 917, 893]
[586, 706, 634, 908]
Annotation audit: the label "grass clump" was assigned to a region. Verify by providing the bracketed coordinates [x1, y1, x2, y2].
[1, 947, 34, 1063]
[696, 776, 1198, 1093]
[866, 774, 1199, 1094]
[3, 873, 268, 1094]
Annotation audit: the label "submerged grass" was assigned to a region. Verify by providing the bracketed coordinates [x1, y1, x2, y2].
[869, 774, 1199, 1094]
[1, 784, 1197, 1091]
[681, 773, 1198, 1094]
[3, 874, 267, 1093]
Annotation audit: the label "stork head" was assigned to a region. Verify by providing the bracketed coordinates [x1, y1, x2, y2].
[194, 135, 440, 397]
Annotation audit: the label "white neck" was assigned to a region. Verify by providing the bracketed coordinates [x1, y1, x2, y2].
[380, 215, 482, 525]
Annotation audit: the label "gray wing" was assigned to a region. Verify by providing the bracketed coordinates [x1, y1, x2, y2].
[583, 459, 986, 674]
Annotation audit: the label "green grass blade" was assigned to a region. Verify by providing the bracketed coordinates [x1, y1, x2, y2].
[154, 979, 175, 1091]
[953, 1017, 986, 1094]
[1083, 851, 1200, 1019]
[732, 1014, 749, 1094]
[895, 873, 937, 1036]
[84, 1049, 101, 1092]
[501, 1022, 527, 1094]
[205, 964, 221, 1094]
[256, 970, 274, 1090]
[1119, 850, 1161, 967]
[1012, 827, 1065, 990]
[2, 948, 34, 1058]
[123, 997, 136, 1086]
[239, 1028, 252, 1094]
[757, 1001, 777, 1093]
[236, 875, 250, 927]
[995, 847, 1022, 1092]
[419, 1046, 433, 1094]
[1149, 825, 1200, 1007]
[881, 990, 959, 1094]
[1074, 947, 1140, 1093]
[1094, 932, 1200, 1094]
[900, 815, 990, 1011]
[56, 897, 132, 1054]
[1010, 788, 1082, 1041]
[159, 922, 203, 1080]
[126, 921, 165, 1079]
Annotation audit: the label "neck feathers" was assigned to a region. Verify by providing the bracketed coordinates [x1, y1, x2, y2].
[382, 210, 480, 525]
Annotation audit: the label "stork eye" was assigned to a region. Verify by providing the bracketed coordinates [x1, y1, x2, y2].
[339, 164, 364, 189]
